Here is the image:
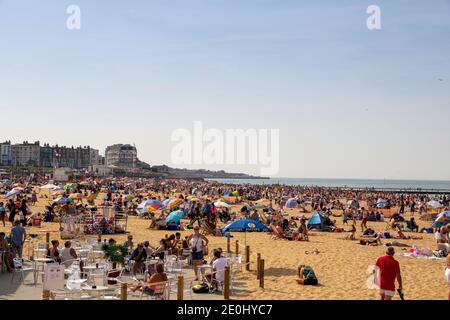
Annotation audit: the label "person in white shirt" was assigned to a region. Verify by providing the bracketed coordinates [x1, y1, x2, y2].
[60, 241, 78, 267]
[206, 249, 228, 289]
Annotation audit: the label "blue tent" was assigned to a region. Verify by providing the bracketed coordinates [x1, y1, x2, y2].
[166, 210, 185, 224]
[307, 212, 329, 230]
[376, 198, 388, 208]
[221, 219, 269, 233]
[285, 198, 298, 208]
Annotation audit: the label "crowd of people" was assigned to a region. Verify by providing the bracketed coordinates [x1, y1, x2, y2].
[1, 173, 449, 299]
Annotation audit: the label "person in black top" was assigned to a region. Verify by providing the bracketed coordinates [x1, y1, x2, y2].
[47, 240, 61, 263]
[131, 243, 147, 276]
[7, 199, 16, 226]
[19, 199, 28, 226]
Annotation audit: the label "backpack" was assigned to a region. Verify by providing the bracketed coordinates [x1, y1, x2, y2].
[192, 282, 210, 294]
[303, 266, 317, 280]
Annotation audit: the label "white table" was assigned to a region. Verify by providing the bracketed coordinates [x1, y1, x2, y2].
[32, 257, 56, 284]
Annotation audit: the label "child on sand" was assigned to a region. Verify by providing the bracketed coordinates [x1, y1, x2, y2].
[296, 264, 318, 285]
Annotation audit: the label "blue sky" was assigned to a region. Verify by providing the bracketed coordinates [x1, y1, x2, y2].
[1, 0, 449, 179]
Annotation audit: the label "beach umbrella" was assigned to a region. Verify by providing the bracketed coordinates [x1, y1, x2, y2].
[165, 210, 185, 224]
[191, 188, 197, 195]
[137, 199, 160, 209]
[161, 198, 174, 208]
[145, 200, 162, 213]
[376, 198, 388, 209]
[435, 211, 450, 223]
[6, 187, 24, 198]
[2, 179, 11, 185]
[232, 191, 239, 196]
[63, 184, 73, 190]
[40, 183, 57, 189]
[285, 198, 298, 208]
[214, 201, 231, 208]
[221, 219, 269, 233]
[427, 200, 443, 209]
[167, 198, 183, 209]
[69, 193, 84, 199]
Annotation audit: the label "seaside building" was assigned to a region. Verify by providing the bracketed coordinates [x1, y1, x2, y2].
[39, 143, 54, 167]
[2, 139, 113, 170]
[0, 141, 12, 166]
[39, 144, 100, 169]
[54, 145, 95, 169]
[11, 141, 41, 166]
[105, 144, 137, 168]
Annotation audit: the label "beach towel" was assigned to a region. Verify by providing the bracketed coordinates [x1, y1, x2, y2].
[366, 265, 380, 290]
[398, 253, 445, 260]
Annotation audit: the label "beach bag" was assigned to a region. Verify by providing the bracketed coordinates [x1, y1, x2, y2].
[303, 266, 317, 280]
[192, 282, 209, 294]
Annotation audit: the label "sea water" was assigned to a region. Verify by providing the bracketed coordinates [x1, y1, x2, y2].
[207, 178, 450, 190]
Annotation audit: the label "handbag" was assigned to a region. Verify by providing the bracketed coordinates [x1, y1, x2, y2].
[192, 282, 209, 294]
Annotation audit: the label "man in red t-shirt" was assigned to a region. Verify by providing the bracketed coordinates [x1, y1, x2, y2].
[375, 246, 403, 300]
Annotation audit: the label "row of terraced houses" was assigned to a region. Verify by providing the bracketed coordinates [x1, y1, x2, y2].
[0, 141, 138, 170]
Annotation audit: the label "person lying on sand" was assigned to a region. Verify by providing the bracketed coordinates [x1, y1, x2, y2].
[385, 241, 411, 248]
[296, 264, 318, 285]
[395, 229, 423, 240]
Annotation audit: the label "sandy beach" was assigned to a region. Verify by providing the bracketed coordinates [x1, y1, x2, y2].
[0, 191, 447, 300]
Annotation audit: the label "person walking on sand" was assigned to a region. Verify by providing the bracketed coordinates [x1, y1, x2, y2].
[0, 202, 6, 227]
[361, 208, 368, 232]
[10, 220, 27, 259]
[187, 226, 209, 281]
[375, 247, 403, 300]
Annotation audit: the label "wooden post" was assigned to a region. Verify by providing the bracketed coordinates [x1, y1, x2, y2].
[120, 283, 128, 300]
[224, 266, 230, 300]
[259, 259, 265, 289]
[235, 240, 239, 255]
[245, 246, 250, 271]
[256, 253, 261, 279]
[177, 276, 184, 300]
[45, 232, 50, 245]
[227, 237, 230, 253]
[42, 289, 51, 300]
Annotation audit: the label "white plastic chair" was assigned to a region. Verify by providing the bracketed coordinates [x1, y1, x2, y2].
[11, 258, 35, 284]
